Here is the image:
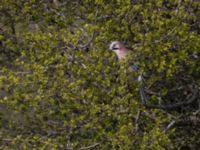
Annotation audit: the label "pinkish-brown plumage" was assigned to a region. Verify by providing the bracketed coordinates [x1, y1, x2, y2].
[109, 41, 129, 60]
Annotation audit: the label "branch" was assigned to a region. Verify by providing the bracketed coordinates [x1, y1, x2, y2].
[174, 115, 200, 127]
[163, 120, 176, 133]
[78, 142, 101, 150]
[143, 86, 199, 110]
[135, 109, 141, 133]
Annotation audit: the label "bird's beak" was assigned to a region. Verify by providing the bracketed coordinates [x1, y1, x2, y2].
[110, 47, 119, 51]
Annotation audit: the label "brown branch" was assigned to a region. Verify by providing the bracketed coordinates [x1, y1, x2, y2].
[174, 115, 200, 127]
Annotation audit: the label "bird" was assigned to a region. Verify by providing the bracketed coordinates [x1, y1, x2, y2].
[109, 41, 146, 104]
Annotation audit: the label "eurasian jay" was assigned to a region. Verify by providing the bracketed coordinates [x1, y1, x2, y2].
[109, 41, 146, 104]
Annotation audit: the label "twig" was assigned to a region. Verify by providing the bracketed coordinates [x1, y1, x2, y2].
[175, 0, 182, 16]
[78, 142, 101, 150]
[135, 109, 141, 133]
[163, 120, 176, 133]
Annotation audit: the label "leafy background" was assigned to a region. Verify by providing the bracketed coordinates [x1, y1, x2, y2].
[0, 0, 199, 149]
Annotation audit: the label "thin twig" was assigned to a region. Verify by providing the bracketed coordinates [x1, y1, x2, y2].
[135, 109, 141, 133]
[78, 142, 101, 150]
[163, 120, 176, 133]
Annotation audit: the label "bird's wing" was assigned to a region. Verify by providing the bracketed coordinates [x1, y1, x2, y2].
[129, 65, 138, 71]
[130, 64, 146, 104]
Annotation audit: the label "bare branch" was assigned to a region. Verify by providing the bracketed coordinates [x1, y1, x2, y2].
[135, 109, 141, 133]
[163, 120, 176, 133]
[143, 85, 199, 110]
[78, 142, 101, 150]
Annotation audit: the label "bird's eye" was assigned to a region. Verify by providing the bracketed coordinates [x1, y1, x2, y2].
[112, 47, 119, 50]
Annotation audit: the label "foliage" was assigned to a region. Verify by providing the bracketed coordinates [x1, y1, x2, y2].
[0, 0, 200, 149]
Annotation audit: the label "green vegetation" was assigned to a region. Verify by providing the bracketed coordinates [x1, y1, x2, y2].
[0, 0, 199, 149]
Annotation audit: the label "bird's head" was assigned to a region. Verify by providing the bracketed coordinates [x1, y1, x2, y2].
[109, 41, 124, 51]
[109, 41, 128, 60]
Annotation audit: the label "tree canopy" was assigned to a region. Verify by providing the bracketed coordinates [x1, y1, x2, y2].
[0, 0, 200, 149]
